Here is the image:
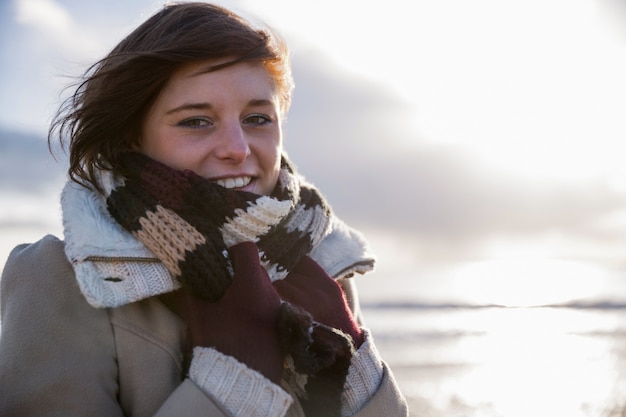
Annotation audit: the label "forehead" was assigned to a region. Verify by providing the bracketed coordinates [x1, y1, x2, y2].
[161, 59, 278, 101]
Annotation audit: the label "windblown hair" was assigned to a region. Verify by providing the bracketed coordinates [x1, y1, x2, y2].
[49, 2, 293, 192]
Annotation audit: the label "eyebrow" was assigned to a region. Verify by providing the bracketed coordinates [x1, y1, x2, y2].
[165, 103, 212, 115]
[165, 99, 276, 115]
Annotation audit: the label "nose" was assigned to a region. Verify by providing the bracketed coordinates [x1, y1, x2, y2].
[214, 122, 250, 163]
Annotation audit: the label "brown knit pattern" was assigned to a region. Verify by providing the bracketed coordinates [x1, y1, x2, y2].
[106, 152, 332, 301]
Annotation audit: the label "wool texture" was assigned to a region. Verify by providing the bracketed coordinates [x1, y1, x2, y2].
[106, 152, 332, 301]
[105, 152, 356, 416]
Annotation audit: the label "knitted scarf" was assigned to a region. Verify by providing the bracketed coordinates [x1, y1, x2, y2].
[107, 152, 355, 416]
[106, 152, 332, 301]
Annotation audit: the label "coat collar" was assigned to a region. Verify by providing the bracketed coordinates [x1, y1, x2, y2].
[61, 178, 375, 308]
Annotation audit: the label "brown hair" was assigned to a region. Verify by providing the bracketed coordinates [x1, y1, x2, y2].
[50, 2, 293, 191]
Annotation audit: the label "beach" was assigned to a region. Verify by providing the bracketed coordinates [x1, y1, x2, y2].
[4, 1, 626, 413]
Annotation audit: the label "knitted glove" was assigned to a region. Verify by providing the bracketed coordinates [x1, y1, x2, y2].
[274, 256, 364, 417]
[161, 241, 284, 384]
[274, 256, 364, 348]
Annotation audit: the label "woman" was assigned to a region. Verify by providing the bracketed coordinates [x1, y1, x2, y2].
[0, 3, 408, 416]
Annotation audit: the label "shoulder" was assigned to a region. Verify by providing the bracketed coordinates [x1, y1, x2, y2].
[0, 236, 122, 415]
[1, 234, 78, 310]
[4, 234, 67, 264]
[2, 234, 71, 284]
[1, 234, 114, 352]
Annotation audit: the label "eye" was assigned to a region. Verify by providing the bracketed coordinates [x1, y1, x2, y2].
[243, 113, 273, 126]
[177, 117, 213, 129]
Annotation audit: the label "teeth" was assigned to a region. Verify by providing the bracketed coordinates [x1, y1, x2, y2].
[215, 176, 252, 189]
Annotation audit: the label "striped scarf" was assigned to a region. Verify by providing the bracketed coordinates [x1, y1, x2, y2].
[106, 152, 332, 301]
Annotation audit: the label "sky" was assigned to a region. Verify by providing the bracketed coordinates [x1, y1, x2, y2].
[2, 0, 626, 306]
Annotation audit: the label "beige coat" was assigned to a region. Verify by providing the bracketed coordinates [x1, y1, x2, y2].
[0, 236, 408, 416]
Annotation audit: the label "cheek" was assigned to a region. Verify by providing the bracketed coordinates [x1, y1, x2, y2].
[259, 131, 282, 171]
[140, 133, 190, 171]
[139, 136, 172, 165]
[139, 119, 166, 156]
[261, 144, 283, 194]
[270, 146, 283, 177]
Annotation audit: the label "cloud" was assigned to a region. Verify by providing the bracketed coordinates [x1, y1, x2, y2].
[11, 0, 108, 61]
[0, 0, 152, 133]
[15, 0, 72, 33]
[284, 49, 626, 260]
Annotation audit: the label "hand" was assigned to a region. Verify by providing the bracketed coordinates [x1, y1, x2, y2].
[161, 242, 284, 383]
[274, 256, 364, 347]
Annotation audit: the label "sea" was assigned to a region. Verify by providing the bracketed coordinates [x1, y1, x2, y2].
[362, 302, 626, 417]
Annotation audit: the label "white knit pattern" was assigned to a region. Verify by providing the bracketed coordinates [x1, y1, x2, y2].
[262, 256, 290, 283]
[284, 204, 331, 248]
[277, 167, 299, 197]
[62, 180, 180, 308]
[190, 347, 293, 417]
[74, 258, 177, 308]
[341, 330, 385, 417]
[220, 196, 292, 247]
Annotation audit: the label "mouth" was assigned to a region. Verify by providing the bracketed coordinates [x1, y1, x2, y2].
[213, 176, 252, 190]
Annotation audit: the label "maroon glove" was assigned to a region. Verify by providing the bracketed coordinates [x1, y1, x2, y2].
[274, 257, 364, 417]
[274, 256, 364, 348]
[161, 241, 284, 384]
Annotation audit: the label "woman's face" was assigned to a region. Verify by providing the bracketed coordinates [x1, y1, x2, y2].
[141, 60, 283, 196]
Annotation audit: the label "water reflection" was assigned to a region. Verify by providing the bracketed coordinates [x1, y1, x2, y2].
[366, 306, 626, 417]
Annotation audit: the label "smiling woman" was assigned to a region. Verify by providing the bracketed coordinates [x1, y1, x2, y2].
[6, 1, 626, 416]
[0, 3, 408, 417]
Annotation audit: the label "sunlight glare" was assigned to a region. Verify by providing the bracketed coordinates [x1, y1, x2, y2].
[258, 0, 626, 185]
[441, 308, 618, 416]
[449, 311, 616, 417]
[450, 259, 609, 306]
